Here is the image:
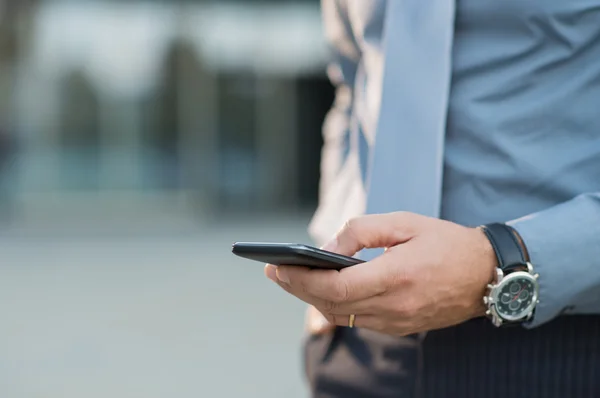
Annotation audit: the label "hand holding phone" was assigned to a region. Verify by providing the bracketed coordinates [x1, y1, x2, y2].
[232, 242, 363, 270]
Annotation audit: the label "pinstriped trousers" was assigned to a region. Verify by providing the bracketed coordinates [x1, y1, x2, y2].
[305, 316, 600, 398]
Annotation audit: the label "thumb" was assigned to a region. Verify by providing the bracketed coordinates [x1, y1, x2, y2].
[327, 212, 423, 257]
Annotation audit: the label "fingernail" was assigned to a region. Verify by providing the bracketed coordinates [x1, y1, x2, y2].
[265, 264, 278, 283]
[320, 238, 338, 252]
[276, 267, 290, 284]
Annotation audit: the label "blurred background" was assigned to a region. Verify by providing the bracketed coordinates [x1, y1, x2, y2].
[0, 0, 334, 396]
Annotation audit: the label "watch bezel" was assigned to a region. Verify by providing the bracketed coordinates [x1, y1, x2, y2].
[490, 269, 539, 322]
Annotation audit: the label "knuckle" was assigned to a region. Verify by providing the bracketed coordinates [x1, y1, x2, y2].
[392, 211, 414, 226]
[298, 278, 312, 295]
[391, 211, 422, 236]
[395, 299, 418, 318]
[386, 262, 413, 289]
[392, 210, 410, 221]
[330, 279, 351, 303]
[322, 300, 339, 313]
[343, 217, 362, 241]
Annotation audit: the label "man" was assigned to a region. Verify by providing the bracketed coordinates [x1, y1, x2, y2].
[265, 0, 600, 397]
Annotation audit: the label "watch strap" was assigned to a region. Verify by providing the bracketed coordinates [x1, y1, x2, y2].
[480, 223, 527, 273]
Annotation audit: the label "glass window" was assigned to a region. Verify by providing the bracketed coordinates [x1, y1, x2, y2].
[0, 0, 332, 225]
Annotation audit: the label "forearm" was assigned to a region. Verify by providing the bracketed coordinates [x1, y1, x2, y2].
[508, 192, 600, 327]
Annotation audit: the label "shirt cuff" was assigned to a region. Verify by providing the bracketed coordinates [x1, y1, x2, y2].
[507, 194, 600, 328]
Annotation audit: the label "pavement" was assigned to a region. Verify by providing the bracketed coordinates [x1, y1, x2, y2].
[0, 213, 313, 398]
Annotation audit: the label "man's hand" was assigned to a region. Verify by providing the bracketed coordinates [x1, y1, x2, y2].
[264, 212, 498, 336]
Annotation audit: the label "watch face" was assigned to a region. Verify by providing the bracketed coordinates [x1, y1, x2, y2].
[493, 272, 538, 321]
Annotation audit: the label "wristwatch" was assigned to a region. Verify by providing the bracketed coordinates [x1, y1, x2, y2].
[480, 223, 540, 327]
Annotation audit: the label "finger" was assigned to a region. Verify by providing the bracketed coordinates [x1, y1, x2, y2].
[348, 314, 381, 330]
[275, 265, 346, 303]
[321, 312, 382, 330]
[265, 264, 278, 283]
[305, 306, 336, 335]
[266, 264, 335, 309]
[319, 294, 385, 315]
[346, 315, 415, 336]
[323, 313, 409, 335]
[277, 256, 392, 303]
[276, 272, 330, 307]
[331, 212, 425, 257]
[330, 243, 418, 311]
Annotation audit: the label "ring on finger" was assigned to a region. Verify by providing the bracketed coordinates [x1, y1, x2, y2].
[348, 314, 356, 328]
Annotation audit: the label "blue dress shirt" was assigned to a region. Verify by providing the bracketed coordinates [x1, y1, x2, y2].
[309, 0, 600, 328]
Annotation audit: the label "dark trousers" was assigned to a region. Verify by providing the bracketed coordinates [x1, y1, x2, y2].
[304, 316, 600, 398]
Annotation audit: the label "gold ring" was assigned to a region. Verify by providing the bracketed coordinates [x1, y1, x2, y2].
[348, 314, 356, 328]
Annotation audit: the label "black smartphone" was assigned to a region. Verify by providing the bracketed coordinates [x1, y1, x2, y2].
[231, 242, 364, 270]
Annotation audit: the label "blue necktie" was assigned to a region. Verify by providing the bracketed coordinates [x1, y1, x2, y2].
[362, 0, 456, 260]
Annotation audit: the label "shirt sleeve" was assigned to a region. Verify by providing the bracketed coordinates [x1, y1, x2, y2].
[507, 192, 600, 328]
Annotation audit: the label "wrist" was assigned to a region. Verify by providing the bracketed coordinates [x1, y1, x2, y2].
[478, 223, 540, 327]
[475, 226, 500, 283]
[472, 227, 500, 317]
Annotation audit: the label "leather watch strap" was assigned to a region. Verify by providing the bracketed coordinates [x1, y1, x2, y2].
[481, 223, 527, 273]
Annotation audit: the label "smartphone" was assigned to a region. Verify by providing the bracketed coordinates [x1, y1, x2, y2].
[231, 242, 364, 270]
